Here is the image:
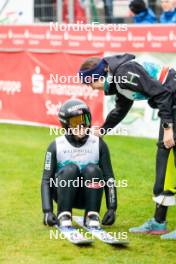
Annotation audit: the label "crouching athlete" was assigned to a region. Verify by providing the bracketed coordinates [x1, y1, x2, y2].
[41, 99, 117, 229]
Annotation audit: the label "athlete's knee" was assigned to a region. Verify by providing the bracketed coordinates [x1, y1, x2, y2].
[82, 164, 103, 180]
[83, 163, 101, 174]
[57, 164, 80, 179]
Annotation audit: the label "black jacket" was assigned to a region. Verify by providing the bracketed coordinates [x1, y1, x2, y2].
[102, 54, 174, 131]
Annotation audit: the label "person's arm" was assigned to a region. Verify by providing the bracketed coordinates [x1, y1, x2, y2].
[41, 141, 57, 213]
[118, 61, 175, 148]
[118, 61, 173, 123]
[99, 138, 117, 225]
[101, 93, 133, 132]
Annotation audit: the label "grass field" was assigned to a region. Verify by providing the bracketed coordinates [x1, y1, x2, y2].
[0, 124, 175, 264]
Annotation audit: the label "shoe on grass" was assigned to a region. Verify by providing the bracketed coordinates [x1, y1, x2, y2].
[129, 218, 168, 235]
[161, 230, 176, 240]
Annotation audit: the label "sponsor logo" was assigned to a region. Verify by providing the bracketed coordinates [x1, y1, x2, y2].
[45, 152, 52, 171]
[63, 149, 92, 154]
[32, 66, 44, 94]
[45, 100, 62, 116]
[0, 80, 21, 95]
[67, 104, 87, 113]
[126, 71, 140, 86]
[46, 81, 98, 99]
[32, 67, 99, 101]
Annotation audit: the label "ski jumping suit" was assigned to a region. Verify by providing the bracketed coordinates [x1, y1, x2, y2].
[41, 134, 117, 215]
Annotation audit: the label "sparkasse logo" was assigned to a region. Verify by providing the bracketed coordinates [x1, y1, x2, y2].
[32, 66, 44, 94]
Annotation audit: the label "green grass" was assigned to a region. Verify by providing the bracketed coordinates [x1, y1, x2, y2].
[0, 124, 175, 264]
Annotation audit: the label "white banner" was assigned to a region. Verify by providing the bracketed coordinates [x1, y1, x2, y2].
[0, 0, 34, 24]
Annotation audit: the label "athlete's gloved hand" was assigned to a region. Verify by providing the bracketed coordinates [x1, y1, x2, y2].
[102, 209, 116, 225]
[43, 212, 58, 226]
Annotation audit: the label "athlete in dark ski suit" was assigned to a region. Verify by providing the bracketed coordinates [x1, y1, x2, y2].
[41, 99, 117, 227]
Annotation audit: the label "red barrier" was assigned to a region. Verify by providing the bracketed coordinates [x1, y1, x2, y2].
[0, 51, 103, 126]
[0, 24, 176, 52]
[0, 24, 175, 126]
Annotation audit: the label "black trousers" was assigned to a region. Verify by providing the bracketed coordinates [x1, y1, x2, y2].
[52, 163, 104, 215]
[153, 107, 176, 197]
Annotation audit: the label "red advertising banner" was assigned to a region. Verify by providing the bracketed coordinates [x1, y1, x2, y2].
[0, 24, 176, 52]
[0, 52, 103, 126]
[0, 24, 175, 127]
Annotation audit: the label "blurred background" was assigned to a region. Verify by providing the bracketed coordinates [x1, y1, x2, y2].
[0, 0, 176, 138]
[1, 0, 175, 24]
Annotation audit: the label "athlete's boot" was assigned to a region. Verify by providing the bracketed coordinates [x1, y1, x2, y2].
[84, 211, 100, 229]
[57, 212, 72, 227]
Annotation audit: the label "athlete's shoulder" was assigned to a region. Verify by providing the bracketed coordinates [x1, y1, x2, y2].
[47, 140, 56, 152]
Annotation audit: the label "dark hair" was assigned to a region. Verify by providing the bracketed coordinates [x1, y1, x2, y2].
[80, 57, 101, 71]
[129, 0, 147, 15]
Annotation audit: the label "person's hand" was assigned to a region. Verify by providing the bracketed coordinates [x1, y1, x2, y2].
[43, 212, 58, 226]
[102, 209, 116, 225]
[163, 127, 175, 149]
